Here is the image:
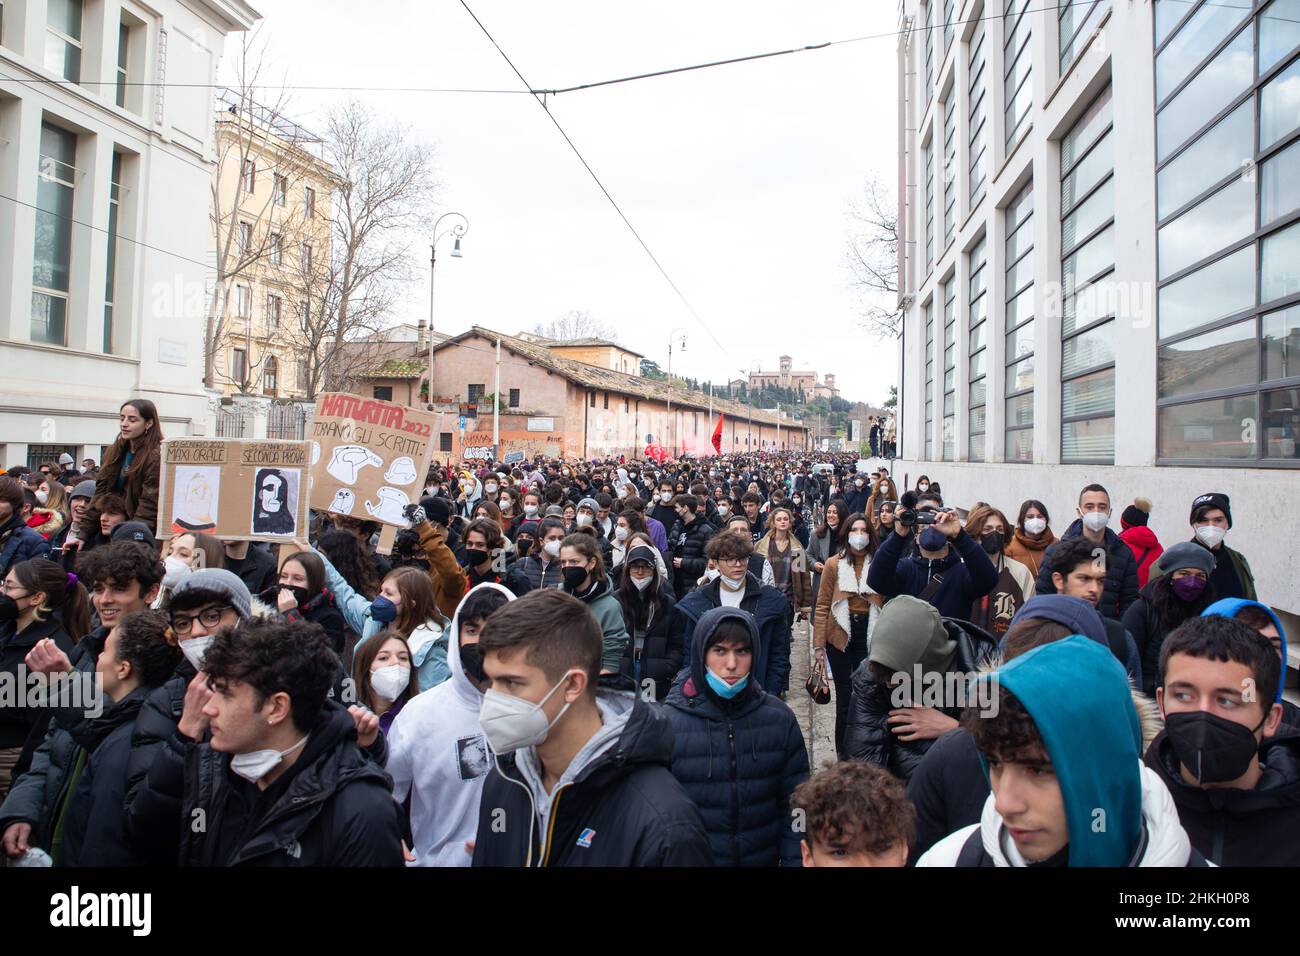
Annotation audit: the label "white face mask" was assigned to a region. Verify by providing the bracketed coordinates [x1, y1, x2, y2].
[500, 497, 511, 508]
[617, 488, 629, 499]
[660, 492, 674, 504]
[719, 572, 747, 592]
[229, 734, 309, 784]
[162, 555, 193, 590]
[1081, 511, 1110, 533]
[524, 504, 539, 517]
[614, 526, 630, 542]
[35, 489, 48, 505]
[478, 672, 575, 754]
[631, 575, 653, 592]
[542, 539, 562, 558]
[1023, 517, 1047, 535]
[370, 664, 411, 701]
[179, 635, 214, 671]
[1194, 525, 1226, 549]
[576, 514, 593, 528]
[485, 483, 498, 494]
[704, 567, 721, 582]
[718, 505, 730, 517]
[848, 533, 870, 551]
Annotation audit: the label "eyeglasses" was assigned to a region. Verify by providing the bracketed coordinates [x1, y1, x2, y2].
[171, 605, 233, 634]
[717, 557, 749, 567]
[1, 581, 29, 597]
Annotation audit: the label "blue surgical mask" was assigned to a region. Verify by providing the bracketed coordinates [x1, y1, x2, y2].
[370, 595, 398, 623]
[705, 669, 749, 699]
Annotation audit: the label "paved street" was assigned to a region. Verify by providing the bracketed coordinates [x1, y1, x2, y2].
[786, 617, 837, 772]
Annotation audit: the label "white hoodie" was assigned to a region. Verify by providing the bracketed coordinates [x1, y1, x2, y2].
[918, 763, 1204, 867]
[385, 582, 515, 867]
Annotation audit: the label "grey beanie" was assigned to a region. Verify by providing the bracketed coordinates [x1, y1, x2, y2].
[170, 568, 253, 619]
[1156, 541, 1216, 577]
[71, 480, 96, 500]
[578, 497, 600, 513]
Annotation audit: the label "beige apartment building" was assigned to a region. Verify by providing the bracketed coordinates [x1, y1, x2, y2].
[207, 93, 335, 429]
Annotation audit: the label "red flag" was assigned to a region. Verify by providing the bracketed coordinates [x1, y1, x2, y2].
[711, 415, 724, 455]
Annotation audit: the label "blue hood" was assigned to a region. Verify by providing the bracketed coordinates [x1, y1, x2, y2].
[983, 635, 1143, 867]
[1004, 595, 1108, 650]
[1202, 598, 1287, 703]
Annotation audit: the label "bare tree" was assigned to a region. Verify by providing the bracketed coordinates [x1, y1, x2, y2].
[533, 310, 614, 342]
[281, 98, 438, 399]
[846, 175, 903, 340]
[204, 29, 321, 391]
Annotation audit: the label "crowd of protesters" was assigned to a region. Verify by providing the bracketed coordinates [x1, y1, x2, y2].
[0, 396, 1292, 868]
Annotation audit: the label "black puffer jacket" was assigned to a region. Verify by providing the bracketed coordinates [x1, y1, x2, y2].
[844, 615, 997, 779]
[1145, 728, 1300, 866]
[663, 607, 809, 866]
[0, 626, 109, 849]
[1035, 521, 1140, 621]
[58, 686, 151, 866]
[122, 659, 196, 865]
[669, 513, 715, 597]
[275, 587, 356, 669]
[0, 616, 77, 749]
[504, 554, 564, 596]
[615, 579, 683, 700]
[472, 691, 713, 867]
[175, 703, 403, 866]
[906, 727, 987, 860]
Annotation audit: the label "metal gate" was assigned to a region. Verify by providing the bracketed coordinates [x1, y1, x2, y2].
[215, 407, 245, 438]
[267, 403, 307, 440]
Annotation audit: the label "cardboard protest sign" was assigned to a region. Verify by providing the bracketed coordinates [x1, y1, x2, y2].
[157, 439, 311, 542]
[308, 392, 438, 531]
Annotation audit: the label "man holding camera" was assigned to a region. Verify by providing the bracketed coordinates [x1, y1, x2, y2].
[866, 501, 998, 623]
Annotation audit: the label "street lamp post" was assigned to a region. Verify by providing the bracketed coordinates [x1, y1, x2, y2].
[426, 212, 469, 407]
[666, 328, 687, 455]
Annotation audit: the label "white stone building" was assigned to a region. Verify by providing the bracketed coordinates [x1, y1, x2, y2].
[0, 0, 259, 469]
[894, 0, 1300, 633]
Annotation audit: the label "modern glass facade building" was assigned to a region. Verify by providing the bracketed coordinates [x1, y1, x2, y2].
[895, 0, 1300, 622]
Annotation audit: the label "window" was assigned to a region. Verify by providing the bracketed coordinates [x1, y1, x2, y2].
[269, 232, 282, 266]
[300, 300, 310, 333]
[234, 284, 250, 319]
[509, 388, 520, 408]
[1005, 181, 1035, 462]
[968, 19, 988, 207]
[943, 0, 955, 57]
[1060, 87, 1115, 462]
[968, 236, 988, 461]
[603, 391, 609, 409]
[1004, 0, 1032, 149]
[589, 390, 596, 407]
[924, 300, 935, 459]
[924, 142, 935, 269]
[267, 294, 282, 328]
[103, 152, 123, 355]
[468, 384, 485, 403]
[305, 186, 316, 218]
[924, 2, 935, 108]
[241, 158, 255, 193]
[942, 95, 957, 248]
[440, 433, 453, 452]
[232, 348, 248, 384]
[32, 123, 76, 345]
[301, 243, 312, 273]
[45, 0, 82, 83]
[238, 221, 252, 256]
[263, 356, 278, 396]
[273, 174, 287, 207]
[1060, 1, 1110, 74]
[298, 360, 310, 392]
[115, 21, 128, 107]
[942, 278, 956, 461]
[1155, 3, 1300, 463]
[373, 385, 393, 401]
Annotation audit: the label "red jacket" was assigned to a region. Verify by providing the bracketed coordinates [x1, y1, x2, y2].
[1119, 525, 1163, 588]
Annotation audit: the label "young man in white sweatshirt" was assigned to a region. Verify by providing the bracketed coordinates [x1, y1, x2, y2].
[385, 583, 514, 866]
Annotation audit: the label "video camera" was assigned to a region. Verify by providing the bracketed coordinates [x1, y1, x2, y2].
[895, 507, 938, 528]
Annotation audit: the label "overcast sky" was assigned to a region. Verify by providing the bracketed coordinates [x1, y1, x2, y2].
[237, 0, 900, 406]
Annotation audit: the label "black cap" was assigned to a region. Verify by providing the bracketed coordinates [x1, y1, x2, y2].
[1190, 492, 1231, 528]
[111, 520, 156, 548]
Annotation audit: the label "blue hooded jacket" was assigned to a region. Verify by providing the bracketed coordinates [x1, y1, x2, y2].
[982, 636, 1143, 866]
[1201, 598, 1287, 703]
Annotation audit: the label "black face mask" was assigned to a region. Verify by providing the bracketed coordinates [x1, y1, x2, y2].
[1165, 710, 1265, 784]
[281, 585, 311, 606]
[0, 594, 21, 623]
[459, 642, 487, 684]
[981, 532, 1004, 555]
[463, 548, 490, 569]
[562, 566, 589, 593]
[516, 539, 533, 557]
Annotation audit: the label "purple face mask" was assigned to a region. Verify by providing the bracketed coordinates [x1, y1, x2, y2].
[1171, 575, 1208, 602]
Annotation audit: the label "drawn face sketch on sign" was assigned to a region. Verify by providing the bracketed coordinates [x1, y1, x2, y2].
[329, 488, 356, 515]
[383, 456, 417, 486]
[251, 467, 299, 536]
[172, 466, 219, 534]
[327, 445, 383, 485]
[365, 486, 409, 524]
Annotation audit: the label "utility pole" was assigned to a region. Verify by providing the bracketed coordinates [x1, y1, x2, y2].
[492, 335, 501, 456]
